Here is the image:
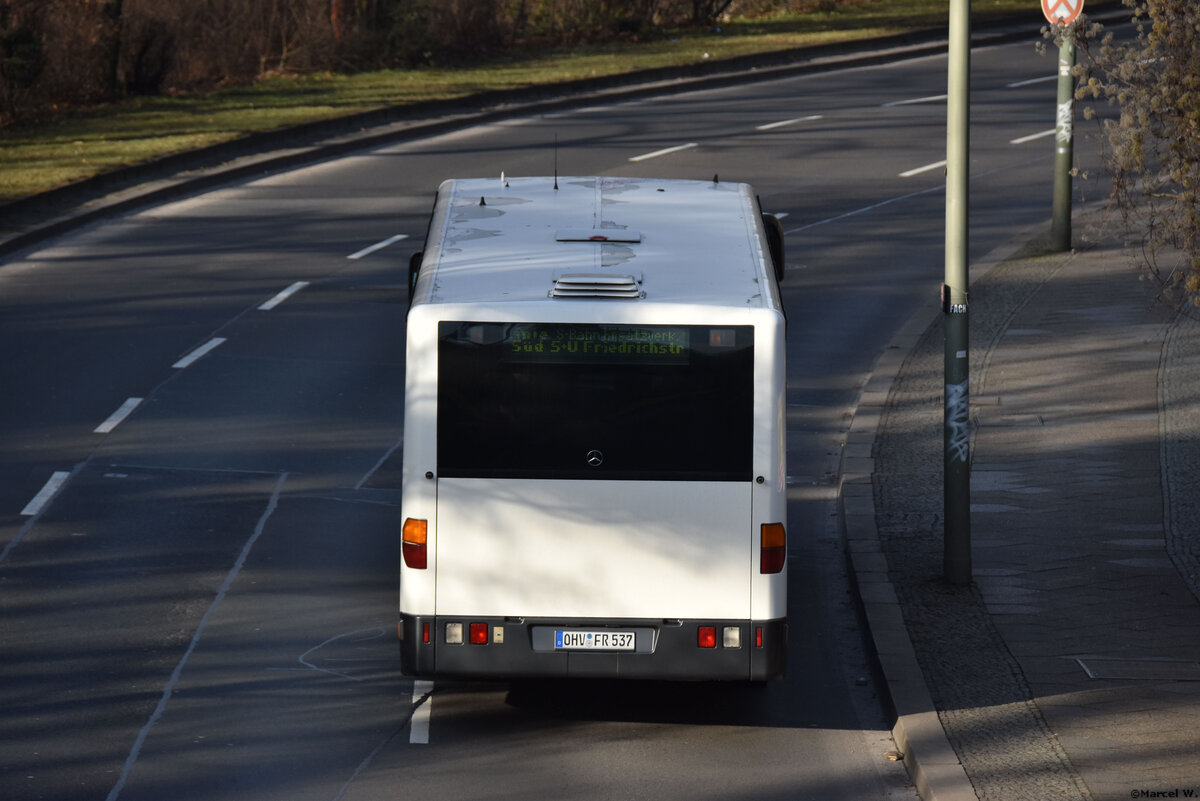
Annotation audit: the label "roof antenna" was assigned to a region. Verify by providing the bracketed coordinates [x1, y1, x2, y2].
[554, 134, 559, 190]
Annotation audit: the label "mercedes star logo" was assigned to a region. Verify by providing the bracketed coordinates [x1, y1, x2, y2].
[586, 450, 604, 468]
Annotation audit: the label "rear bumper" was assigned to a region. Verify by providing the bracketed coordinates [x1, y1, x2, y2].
[399, 615, 786, 681]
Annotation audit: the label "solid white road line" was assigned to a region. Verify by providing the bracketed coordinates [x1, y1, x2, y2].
[784, 184, 945, 235]
[1010, 129, 1057, 144]
[258, 281, 310, 310]
[882, 94, 947, 107]
[1007, 75, 1057, 87]
[784, 157, 1048, 237]
[409, 680, 434, 744]
[94, 398, 143, 434]
[21, 471, 70, 516]
[355, 435, 404, 491]
[172, 337, 226, 369]
[756, 115, 823, 130]
[899, 160, 947, 178]
[106, 473, 288, 801]
[629, 142, 698, 162]
[348, 234, 408, 260]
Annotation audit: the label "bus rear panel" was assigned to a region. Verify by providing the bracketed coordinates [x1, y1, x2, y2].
[399, 177, 787, 681]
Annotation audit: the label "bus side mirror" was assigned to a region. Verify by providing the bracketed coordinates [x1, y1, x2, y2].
[761, 214, 785, 284]
[408, 251, 424, 305]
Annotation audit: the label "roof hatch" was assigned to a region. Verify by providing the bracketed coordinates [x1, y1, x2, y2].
[550, 273, 643, 299]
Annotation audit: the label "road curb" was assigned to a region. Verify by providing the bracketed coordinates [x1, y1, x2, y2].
[836, 211, 1107, 801]
[0, 3, 1129, 261]
[0, 29, 959, 258]
[841, 294, 975, 801]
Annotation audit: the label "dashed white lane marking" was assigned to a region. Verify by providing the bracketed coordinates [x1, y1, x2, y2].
[899, 160, 947, 178]
[94, 398, 143, 434]
[409, 680, 434, 744]
[348, 234, 408, 260]
[756, 115, 823, 130]
[629, 142, 698, 162]
[21, 471, 70, 516]
[1010, 129, 1056, 144]
[882, 94, 947, 107]
[258, 281, 310, 310]
[172, 337, 226, 369]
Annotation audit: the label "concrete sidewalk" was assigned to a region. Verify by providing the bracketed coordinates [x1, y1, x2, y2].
[845, 211, 1200, 801]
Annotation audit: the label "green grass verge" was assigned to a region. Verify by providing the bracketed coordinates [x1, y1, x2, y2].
[0, 0, 1037, 203]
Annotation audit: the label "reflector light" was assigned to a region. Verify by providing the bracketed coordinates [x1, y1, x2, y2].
[756, 626, 763, 648]
[698, 626, 717, 648]
[469, 623, 488, 645]
[445, 622, 463, 645]
[760, 522, 786, 574]
[402, 518, 428, 569]
[422, 623, 430, 644]
[723, 626, 741, 649]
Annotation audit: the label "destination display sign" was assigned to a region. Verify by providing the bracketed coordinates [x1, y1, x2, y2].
[503, 323, 691, 365]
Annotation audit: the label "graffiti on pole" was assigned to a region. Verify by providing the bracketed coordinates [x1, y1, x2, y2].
[1056, 100, 1074, 144]
[945, 379, 971, 464]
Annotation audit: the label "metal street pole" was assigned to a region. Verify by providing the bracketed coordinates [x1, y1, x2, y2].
[943, 0, 972, 586]
[1050, 24, 1076, 251]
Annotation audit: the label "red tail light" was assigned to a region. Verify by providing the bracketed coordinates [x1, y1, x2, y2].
[697, 626, 717, 648]
[469, 623, 489, 645]
[402, 518, 428, 569]
[760, 522, 786, 574]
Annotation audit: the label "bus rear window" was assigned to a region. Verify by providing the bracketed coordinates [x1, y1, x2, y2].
[437, 322, 753, 481]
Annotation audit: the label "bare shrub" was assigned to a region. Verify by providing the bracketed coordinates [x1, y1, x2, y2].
[1, 0, 798, 123]
[0, 4, 44, 121]
[1076, 0, 1200, 307]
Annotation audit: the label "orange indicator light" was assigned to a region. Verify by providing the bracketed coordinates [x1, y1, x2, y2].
[402, 518, 428, 569]
[760, 523, 786, 574]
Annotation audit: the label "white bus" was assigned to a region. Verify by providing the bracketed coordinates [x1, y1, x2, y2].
[398, 176, 788, 681]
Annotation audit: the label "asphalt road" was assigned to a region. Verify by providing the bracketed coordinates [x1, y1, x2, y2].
[0, 27, 1105, 801]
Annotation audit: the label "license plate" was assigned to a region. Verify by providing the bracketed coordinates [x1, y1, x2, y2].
[554, 630, 636, 651]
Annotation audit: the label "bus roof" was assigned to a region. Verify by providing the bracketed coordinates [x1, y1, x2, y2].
[418, 176, 779, 309]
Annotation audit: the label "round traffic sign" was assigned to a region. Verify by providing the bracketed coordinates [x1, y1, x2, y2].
[1042, 0, 1084, 25]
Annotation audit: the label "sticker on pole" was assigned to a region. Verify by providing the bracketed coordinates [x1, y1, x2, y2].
[1042, 0, 1083, 25]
